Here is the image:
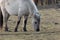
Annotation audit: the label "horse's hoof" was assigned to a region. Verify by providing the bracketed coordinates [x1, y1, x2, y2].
[14, 30, 18, 32]
[5, 30, 11, 32]
[5, 30, 9, 32]
[24, 30, 27, 32]
[5, 29, 9, 32]
[8, 30, 12, 32]
[14, 28, 18, 32]
[23, 29, 27, 32]
[14, 31, 18, 32]
[23, 28, 27, 32]
[36, 29, 40, 32]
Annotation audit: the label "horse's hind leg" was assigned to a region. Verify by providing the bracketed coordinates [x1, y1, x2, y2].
[4, 14, 10, 32]
[14, 17, 21, 32]
[1, 8, 10, 32]
[0, 10, 3, 32]
[23, 15, 28, 32]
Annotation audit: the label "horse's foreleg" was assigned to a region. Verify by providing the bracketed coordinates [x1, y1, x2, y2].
[14, 17, 21, 32]
[23, 15, 28, 32]
[4, 14, 10, 32]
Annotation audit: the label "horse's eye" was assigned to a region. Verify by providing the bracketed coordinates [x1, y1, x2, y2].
[35, 22, 37, 24]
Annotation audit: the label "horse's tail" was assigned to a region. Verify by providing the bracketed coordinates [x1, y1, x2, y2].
[0, 8, 3, 30]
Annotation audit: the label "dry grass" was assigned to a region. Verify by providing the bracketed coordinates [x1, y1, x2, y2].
[0, 8, 60, 40]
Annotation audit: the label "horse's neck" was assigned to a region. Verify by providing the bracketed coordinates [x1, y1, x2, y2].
[33, 3, 39, 17]
[30, 0, 39, 13]
[28, 0, 39, 18]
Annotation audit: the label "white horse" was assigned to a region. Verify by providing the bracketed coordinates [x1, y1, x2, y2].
[0, 0, 40, 32]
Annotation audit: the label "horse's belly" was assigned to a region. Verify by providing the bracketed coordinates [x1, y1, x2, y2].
[5, 7, 18, 15]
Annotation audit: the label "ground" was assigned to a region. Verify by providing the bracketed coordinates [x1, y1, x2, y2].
[0, 6, 60, 40]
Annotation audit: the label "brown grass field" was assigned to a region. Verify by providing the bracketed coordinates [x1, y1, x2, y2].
[0, 5, 60, 40]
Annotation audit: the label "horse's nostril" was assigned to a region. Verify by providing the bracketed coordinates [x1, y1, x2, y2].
[35, 22, 37, 24]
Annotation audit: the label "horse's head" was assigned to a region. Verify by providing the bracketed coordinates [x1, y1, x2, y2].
[32, 12, 40, 32]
